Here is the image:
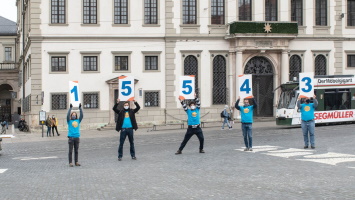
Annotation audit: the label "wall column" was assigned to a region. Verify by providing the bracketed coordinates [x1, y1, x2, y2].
[281, 50, 289, 84]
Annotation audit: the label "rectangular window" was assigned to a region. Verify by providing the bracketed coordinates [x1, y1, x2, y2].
[291, 0, 303, 25]
[114, 0, 128, 24]
[114, 56, 128, 71]
[324, 89, 351, 110]
[265, 0, 277, 21]
[183, 0, 197, 24]
[145, 56, 158, 70]
[316, 0, 327, 26]
[144, 91, 160, 107]
[51, 0, 66, 23]
[348, 0, 355, 26]
[83, 56, 98, 71]
[144, 0, 158, 24]
[238, 0, 252, 21]
[347, 55, 355, 67]
[211, 0, 225, 24]
[52, 94, 67, 110]
[5, 47, 12, 61]
[51, 57, 66, 72]
[83, 93, 99, 109]
[83, 0, 97, 24]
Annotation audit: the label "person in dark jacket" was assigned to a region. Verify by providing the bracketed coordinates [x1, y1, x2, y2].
[113, 99, 140, 161]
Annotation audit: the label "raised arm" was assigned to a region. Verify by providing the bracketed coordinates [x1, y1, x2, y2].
[133, 101, 140, 113]
[67, 105, 72, 123]
[235, 99, 240, 110]
[112, 99, 121, 114]
[297, 99, 302, 109]
[79, 104, 83, 123]
[195, 97, 201, 109]
[313, 97, 318, 108]
[252, 98, 257, 109]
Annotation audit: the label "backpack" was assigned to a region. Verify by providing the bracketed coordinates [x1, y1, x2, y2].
[220, 111, 225, 118]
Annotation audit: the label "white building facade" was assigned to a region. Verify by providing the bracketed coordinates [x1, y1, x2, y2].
[17, 0, 355, 130]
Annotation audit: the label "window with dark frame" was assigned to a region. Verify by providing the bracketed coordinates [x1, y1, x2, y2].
[115, 56, 129, 71]
[316, 0, 327, 26]
[83, 0, 97, 24]
[83, 93, 99, 109]
[348, 0, 355, 26]
[265, 0, 277, 21]
[83, 56, 98, 71]
[5, 47, 12, 61]
[291, 0, 303, 25]
[324, 89, 351, 110]
[289, 55, 302, 81]
[347, 55, 355, 67]
[239, 0, 252, 21]
[114, 0, 128, 24]
[51, 0, 66, 24]
[315, 55, 327, 75]
[51, 56, 66, 72]
[52, 94, 67, 110]
[211, 0, 225, 24]
[183, 0, 197, 24]
[145, 56, 158, 70]
[144, 91, 160, 107]
[144, 0, 158, 24]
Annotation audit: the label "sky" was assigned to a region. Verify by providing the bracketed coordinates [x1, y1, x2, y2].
[0, 0, 17, 22]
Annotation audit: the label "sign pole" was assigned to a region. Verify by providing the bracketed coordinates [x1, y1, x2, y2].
[42, 124, 43, 138]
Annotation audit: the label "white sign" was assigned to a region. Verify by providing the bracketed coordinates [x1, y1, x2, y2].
[315, 77, 355, 88]
[299, 73, 314, 98]
[118, 76, 135, 101]
[69, 81, 80, 107]
[0, 135, 15, 138]
[179, 76, 195, 100]
[314, 110, 355, 123]
[238, 74, 253, 99]
[39, 111, 46, 121]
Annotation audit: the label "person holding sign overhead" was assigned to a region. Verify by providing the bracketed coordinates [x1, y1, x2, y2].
[175, 93, 205, 155]
[235, 96, 257, 151]
[297, 95, 318, 149]
[67, 103, 84, 167]
[113, 99, 140, 161]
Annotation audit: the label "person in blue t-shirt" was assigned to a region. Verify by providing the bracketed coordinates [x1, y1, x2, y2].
[175, 94, 205, 155]
[297, 95, 318, 149]
[235, 96, 257, 151]
[67, 103, 83, 167]
[113, 99, 140, 161]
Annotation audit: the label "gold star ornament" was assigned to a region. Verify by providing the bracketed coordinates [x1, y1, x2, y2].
[264, 23, 272, 33]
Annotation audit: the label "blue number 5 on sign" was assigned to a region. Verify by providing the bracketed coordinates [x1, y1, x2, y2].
[182, 80, 192, 95]
[121, 81, 132, 96]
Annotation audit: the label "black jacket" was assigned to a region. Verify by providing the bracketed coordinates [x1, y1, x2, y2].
[113, 102, 140, 132]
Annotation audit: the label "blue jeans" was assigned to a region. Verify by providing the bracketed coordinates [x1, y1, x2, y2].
[118, 128, 135, 158]
[241, 123, 252, 148]
[47, 126, 51, 137]
[301, 120, 315, 147]
[222, 118, 231, 129]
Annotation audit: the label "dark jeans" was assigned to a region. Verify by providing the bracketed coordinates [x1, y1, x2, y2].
[68, 137, 80, 163]
[52, 126, 59, 136]
[178, 126, 204, 151]
[46, 126, 51, 137]
[118, 128, 135, 158]
[241, 123, 253, 148]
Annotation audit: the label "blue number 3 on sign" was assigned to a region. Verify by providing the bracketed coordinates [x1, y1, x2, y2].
[301, 77, 312, 93]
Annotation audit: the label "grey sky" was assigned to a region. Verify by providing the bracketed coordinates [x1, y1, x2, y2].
[0, 0, 17, 22]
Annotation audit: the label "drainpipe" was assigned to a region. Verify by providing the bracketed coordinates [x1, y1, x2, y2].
[22, 0, 25, 116]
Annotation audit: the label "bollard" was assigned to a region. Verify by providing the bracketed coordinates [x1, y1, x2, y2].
[11, 124, 14, 134]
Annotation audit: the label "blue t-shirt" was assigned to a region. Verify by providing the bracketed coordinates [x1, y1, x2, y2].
[122, 111, 133, 128]
[238, 105, 254, 123]
[68, 119, 80, 138]
[187, 109, 200, 125]
[300, 103, 315, 121]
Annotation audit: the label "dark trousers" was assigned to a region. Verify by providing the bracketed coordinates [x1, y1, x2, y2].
[52, 126, 59, 136]
[46, 126, 51, 137]
[118, 128, 135, 158]
[68, 137, 80, 163]
[178, 127, 204, 151]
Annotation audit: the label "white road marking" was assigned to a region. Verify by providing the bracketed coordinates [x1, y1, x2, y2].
[0, 169, 8, 173]
[297, 158, 355, 166]
[302, 152, 355, 158]
[12, 156, 58, 161]
[265, 152, 314, 158]
[234, 145, 279, 152]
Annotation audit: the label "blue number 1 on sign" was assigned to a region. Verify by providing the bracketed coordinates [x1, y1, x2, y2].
[70, 86, 79, 101]
[240, 79, 251, 94]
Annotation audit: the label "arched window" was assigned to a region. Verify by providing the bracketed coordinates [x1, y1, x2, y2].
[315, 55, 327, 75]
[213, 55, 227, 104]
[289, 55, 302, 81]
[184, 55, 198, 95]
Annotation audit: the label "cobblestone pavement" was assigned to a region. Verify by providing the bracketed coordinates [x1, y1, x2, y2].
[1, 122, 355, 199]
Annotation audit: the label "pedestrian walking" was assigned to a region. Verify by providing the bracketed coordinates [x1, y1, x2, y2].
[297, 95, 318, 149]
[51, 115, 60, 136]
[67, 103, 84, 167]
[221, 105, 232, 130]
[175, 94, 205, 155]
[113, 99, 140, 161]
[46, 116, 52, 137]
[235, 96, 257, 151]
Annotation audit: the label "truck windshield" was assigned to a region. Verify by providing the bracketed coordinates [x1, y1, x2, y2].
[278, 90, 298, 109]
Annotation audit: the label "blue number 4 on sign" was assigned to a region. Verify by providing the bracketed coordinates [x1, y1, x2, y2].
[240, 79, 251, 94]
